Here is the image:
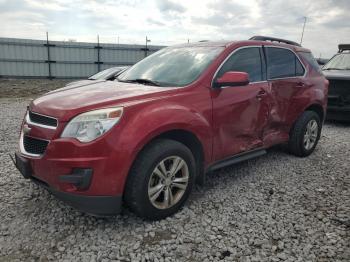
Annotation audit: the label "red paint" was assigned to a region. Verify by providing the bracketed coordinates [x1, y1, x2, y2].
[19, 40, 328, 198]
[211, 81, 270, 160]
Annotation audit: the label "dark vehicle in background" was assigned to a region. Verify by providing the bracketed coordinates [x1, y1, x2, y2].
[323, 44, 350, 121]
[66, 66, 128, 86]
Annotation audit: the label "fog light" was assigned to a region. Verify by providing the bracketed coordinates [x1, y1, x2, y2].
[59, 168, 93, 190]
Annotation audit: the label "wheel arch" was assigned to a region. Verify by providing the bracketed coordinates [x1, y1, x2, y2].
[130, 129, 206, 186]
[304, 103, 325, 122]
[156, 129, 205, 185]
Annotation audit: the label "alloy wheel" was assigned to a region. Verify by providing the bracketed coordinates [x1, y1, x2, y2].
[303, 119, 318, 150]
[148, 156, 189, 209]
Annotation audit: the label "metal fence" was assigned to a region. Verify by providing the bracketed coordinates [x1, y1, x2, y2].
[0, 37, 164, 79]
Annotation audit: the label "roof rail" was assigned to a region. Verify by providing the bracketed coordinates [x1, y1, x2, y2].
[249, 36, 301, 47]
[338, 44, 350, 53]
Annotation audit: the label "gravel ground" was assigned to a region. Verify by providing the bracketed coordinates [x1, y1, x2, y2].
[0, 80, 349, 261]
[0, 79, 70, 98]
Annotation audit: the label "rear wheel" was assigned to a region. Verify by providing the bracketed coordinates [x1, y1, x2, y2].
[288, 111, 321, 157]
[124, 139, 195, 220]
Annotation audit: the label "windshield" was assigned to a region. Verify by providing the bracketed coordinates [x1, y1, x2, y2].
[89, 67, 120, 80]
[323, 53, 350, 70]
[118, 46, 224, 86]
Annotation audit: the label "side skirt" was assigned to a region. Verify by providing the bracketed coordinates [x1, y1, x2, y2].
[206, 148, 267, 173]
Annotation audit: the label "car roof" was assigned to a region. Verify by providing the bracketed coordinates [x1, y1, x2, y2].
[171, 40, 311, 53]
[172, 41, 234, 48]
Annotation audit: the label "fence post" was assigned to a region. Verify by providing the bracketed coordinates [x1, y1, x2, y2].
[45, 32, 53, 79]
[141, 36, 151, 58]
[95, 35, 102, 73]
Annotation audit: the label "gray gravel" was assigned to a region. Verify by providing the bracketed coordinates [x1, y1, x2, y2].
[0, 79, 70, 98]
[0, 95, 350, 261]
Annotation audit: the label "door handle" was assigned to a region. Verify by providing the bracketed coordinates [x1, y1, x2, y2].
[296, 82, 312, 88]
[256, 89, 267, 100]
[296, 82, 305, 88]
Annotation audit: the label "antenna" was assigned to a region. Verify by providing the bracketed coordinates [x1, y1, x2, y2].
[300, 16, 307, 45]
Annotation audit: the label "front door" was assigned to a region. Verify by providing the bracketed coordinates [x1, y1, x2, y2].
[211, 46, 270, 161]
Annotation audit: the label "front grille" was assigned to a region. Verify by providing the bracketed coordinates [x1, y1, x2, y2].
[328, 80, 350, 106]
[23, 136, 49, 155]
[29, 111, 57, 128]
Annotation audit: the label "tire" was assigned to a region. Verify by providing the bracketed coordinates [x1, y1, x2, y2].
[288, 111, 322, 157]
[124, 139, 196, 220]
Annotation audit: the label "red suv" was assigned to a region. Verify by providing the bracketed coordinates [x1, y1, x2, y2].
[14, 36, 328, 220]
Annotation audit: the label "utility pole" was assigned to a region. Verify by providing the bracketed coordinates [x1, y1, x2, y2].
[300, 16, 307, 45]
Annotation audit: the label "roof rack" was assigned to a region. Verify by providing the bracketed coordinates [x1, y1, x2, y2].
[249, 36, 301, 47]
[338, 44, 350, 53]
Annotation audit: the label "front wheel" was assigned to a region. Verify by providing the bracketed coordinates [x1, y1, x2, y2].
[288, 111, 322, 157]
[124, 139, 195, 220]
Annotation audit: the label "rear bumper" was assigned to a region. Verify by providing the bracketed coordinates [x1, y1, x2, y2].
[14, 152, 123, 216]
[326, 106, 350, 121]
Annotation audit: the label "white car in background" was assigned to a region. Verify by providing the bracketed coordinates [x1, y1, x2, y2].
[66, 66, 129, 86]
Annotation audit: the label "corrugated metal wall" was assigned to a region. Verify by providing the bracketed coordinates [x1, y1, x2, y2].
[0, 37, 164, 79]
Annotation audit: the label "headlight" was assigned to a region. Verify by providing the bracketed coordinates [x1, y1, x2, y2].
[61, 107, 123, 142]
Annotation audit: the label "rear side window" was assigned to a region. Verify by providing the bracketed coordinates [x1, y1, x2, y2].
[266, 47, 305, 79]
[298, 52, 321, 72]
[216, 47, 263, 82]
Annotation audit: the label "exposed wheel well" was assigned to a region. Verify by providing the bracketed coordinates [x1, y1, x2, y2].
[151, 130, 205, 185]
[305, 104, 324, 122]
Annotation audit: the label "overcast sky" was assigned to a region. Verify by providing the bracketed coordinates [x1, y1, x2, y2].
[0, 0, 349, 57]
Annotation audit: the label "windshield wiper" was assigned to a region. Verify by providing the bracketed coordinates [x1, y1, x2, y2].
[323, 68, 346, 70]
[120, 78, 161, 86]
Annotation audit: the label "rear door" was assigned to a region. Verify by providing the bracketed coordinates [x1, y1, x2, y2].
[211, 46, 271, 161]
[264, 46, 306, 140]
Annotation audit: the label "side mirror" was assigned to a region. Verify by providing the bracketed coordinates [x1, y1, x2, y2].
[213, 71, 250, 88]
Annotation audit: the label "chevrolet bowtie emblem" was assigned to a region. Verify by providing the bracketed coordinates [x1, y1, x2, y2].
[23, 124, 31, 135]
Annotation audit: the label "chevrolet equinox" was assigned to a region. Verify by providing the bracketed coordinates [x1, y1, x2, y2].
[14, 36, 328, 220]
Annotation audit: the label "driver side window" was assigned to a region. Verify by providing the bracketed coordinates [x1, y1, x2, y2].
[216, 47, 264, 83]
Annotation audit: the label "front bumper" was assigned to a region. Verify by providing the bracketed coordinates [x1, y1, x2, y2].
[326, 106, 350, 121]
[14, 152, 123, 216]
[17, 125, 133, 196]
[50, 189, 122, 216]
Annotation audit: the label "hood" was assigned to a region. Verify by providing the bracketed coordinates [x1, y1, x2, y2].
[30, 81, 176, 121]
[322, 70, 350, 81]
